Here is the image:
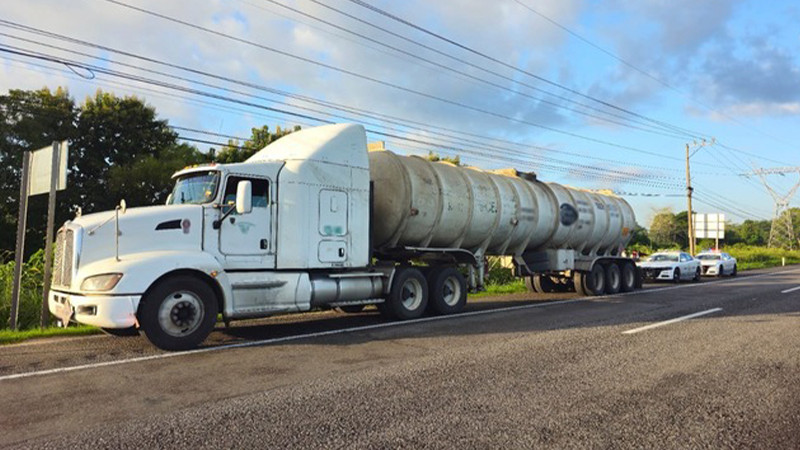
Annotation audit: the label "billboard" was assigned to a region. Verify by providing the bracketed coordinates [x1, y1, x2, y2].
[694, 213, 725, 239]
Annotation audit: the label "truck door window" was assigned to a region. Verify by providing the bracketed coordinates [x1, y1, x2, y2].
[223, 176, 269, 212]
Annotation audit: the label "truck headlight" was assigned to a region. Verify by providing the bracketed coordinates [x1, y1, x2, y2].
[80, 273, 123, 291]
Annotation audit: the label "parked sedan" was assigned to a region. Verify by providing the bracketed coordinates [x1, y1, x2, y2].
[696, 251, 738, 277]
[637, 251, 701, 282]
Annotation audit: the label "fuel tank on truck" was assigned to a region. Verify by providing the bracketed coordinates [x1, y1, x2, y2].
[368, 149, 636, 257]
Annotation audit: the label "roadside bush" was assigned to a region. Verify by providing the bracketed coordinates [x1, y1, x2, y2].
[726, 244, 800, 270]
[0, 249, 45, 330]
[485, 256, 516, 286]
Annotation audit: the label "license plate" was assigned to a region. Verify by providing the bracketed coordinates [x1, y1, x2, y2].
[54, 297, 73, 327]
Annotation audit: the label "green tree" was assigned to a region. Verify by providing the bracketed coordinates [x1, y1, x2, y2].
[0, 87, 209, 255]
[0, 87, 77, 256]
[649, 209, 679, 249]
[214, 125, 300, 163]
[426, 151, 461, 166]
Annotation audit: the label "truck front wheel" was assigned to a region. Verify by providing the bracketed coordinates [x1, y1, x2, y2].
[138, 275, 218, 351]
[380, 268, 428, 320]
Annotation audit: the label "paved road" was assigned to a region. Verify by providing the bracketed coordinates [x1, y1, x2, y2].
[2, 267, 799, 449]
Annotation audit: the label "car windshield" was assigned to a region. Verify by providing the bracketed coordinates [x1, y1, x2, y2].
[168, 171, 219, 205]
[648, 254, 678, 262]
[697, 254, 721, 260]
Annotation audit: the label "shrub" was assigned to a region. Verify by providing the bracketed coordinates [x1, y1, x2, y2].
[0, 249, 46, 330]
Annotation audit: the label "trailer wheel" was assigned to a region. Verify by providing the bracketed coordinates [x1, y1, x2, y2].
[573, 272, 590, 296]
[586, 264, 606, 295]
[524, 276, 536, 292]
[533, 274, 558, 293]
[604, 263, 621, 295]
[381, 267, 428, 320]
[426, 267, 467, 315]
[620, 262, 637, 292]
[138, 275, 218, 351]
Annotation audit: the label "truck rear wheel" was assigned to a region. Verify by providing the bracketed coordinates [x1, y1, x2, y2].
[620, 262, 637, 292]
[138, 275, 218, 351]
[426, 267, 467, 315]
[604, 263, 621, 295]
[380, 267, 428, 320]
[587, 264, 606, 295]
[533, 274, 558, 293]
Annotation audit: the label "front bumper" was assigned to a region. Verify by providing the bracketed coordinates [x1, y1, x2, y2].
[641, 268, 675, 281]
[701, 265, 719, 276]
[49, 290, 141, 329]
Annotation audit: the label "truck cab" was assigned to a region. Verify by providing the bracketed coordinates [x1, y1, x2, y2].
[49, 124, 379, 350]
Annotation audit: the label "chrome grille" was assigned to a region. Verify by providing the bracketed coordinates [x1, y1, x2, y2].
[52, 228, 75, 288]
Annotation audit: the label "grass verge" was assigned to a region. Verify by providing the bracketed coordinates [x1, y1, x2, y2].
[0, 325, 100, 345]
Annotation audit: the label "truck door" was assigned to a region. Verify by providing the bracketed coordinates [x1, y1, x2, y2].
[219, 175, 274, 265]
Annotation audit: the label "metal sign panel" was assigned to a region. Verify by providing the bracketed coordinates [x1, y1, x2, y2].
[29, 141, 68, 196]
[694, 213, 725, 239]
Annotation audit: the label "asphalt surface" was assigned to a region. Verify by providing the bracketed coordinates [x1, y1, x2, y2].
[1, 267, 799, 449]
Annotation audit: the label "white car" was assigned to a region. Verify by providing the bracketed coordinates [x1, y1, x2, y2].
[695, 251, 738, 277]
[637, 251, 701, 283]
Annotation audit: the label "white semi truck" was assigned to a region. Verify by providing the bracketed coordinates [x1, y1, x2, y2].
[49, 124, 639, 350]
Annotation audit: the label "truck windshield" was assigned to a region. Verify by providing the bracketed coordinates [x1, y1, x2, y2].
[168, 171, 219, 205]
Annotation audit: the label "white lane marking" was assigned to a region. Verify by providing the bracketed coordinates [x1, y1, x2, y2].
[622, 308, 723, 335]
[2, 268, 798, 382]
[781, 286, 800, 294]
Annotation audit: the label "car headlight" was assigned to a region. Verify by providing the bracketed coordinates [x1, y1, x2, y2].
[80, 273, 123, 291]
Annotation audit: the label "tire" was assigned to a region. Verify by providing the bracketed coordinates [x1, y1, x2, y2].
[620, 262, 636, 292]
[533, 273, 558, 293]
[717, 265, 724, 277]
[426, 267, 467, 315]
[101, 326, 140, 337]
[138, 275, 218, 351]
[382, 267, 428, 320]
[604, 263, 621, 295]
[587, 264, 606, 295]
[337, 305, 366, 314]
[573, 271, 590, 296]
[524, 275, 536, 293]
[732, 264, 737, 276]
[673, 268, 681, 284]
[693, 267, 701, 282]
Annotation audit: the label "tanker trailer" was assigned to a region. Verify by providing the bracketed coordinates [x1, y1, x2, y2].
[49, 123, 641, 350]
[368, 146, 639, 298]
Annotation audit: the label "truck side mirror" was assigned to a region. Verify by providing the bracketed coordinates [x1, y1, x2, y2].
[236, 180, 252, 214]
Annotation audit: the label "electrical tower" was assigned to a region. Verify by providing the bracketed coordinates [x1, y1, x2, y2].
[749, 167, 800, 250]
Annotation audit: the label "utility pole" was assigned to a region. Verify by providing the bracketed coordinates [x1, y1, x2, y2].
[685, 139, 715, 255]
[686, 143, 695, 255]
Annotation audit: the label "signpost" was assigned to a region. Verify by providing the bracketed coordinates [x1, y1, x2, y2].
[694, 213, 725, 250]
[8, 141, 68, 330]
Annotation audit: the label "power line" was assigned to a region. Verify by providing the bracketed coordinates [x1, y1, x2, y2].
[255, 0, 693, 140]
[99, 0, 716, 166]
[340, 0, 711, 141]
[0, 22, 708, 177]
[1, 45, 686, 189]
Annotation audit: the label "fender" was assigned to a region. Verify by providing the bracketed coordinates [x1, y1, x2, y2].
[76, 250, 232, 310]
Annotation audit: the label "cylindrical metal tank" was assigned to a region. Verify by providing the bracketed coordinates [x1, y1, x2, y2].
[369, 150, 636, 257]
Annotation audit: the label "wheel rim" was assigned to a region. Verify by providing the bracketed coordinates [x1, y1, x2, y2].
[610, 268, 620, 288]
[441, 276, 462, 307]
[158, 290, 205, 337]
[401, 278, 424, 311]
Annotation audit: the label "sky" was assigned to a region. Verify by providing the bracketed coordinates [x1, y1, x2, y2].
[2, 0, 800, 229]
